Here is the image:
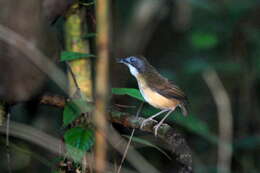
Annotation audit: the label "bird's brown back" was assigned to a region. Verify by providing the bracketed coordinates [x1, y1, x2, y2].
[140, 63, 189, 113]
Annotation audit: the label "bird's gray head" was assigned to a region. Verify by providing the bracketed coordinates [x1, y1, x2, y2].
[117, 56, 146, 77]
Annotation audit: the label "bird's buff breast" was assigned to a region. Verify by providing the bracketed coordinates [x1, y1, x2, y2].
[137, 76, 179, 109]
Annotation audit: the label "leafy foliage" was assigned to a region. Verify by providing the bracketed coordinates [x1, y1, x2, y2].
[63, 99, 93, 127]
[112, 88, 145, 101]
[64, 127, 95, 162]
[60, 51, 96, 62]
[190, 32, 218, 50]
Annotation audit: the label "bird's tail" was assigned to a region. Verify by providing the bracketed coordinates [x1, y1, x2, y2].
[179, 103, 188, 116]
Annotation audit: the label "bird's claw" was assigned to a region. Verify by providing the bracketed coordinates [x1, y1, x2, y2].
[153, 124, 161, 136]
[141, 118, 161, 136]
[140, 119, 149, 129]
[140, 118, 154, 129]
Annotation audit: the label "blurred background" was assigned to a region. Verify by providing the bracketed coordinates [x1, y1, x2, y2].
[112, 0, 260, 172]
[0, 0, 260, 173]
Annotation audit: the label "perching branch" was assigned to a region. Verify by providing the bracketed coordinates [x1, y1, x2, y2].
[39, 95, 193, 172]
[110, 110, 192, 173]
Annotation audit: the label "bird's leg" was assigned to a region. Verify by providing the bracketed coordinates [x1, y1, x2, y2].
[154, 108, 175, 136]
[140, 109, 169, 129]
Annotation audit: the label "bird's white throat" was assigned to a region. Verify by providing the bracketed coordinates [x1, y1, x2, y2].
[127, 64, 139, 77]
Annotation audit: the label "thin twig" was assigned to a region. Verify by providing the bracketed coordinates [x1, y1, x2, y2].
[117, 102, 144, 173]
[202, 69, 233, 173]
[108, 126, 161, 173]
[66, 62, 81, 91]
[66, 62, 83, 99]
[6, 113, 11, 173]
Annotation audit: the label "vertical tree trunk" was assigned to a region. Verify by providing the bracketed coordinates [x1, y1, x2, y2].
[65, 5, 93, 100]
[94, 0, 110, 172]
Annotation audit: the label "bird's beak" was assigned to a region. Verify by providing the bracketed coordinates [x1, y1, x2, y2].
[116, 58, 128, 64]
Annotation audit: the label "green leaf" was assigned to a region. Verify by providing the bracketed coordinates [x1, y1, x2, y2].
[63, 99, 93, 127]
[122, 135, 171, 160]
[64, 127, 95, 150]
[83, 33, 97, 39]
[64, 127, 95, 162]
[190, 32, 218, 50]
[60, 51, 96, 62]
[112, 88, 145, 101]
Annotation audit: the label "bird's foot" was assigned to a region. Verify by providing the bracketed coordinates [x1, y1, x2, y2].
[141, 118, 164, 136]
[140, 118, 156, 129]
[153, 123, 162, 137]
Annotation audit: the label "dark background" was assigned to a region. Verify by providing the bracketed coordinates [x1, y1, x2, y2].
[113, 0, 260, 172]
[0, 0, 260, 173]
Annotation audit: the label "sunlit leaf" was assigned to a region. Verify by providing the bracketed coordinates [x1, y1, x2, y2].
[60, 51, 96, 62]
[112, 88, 145, 101]
[64, 127, 95, 162]
[191, 32, 218, 50]
[63, 99, 93, 127]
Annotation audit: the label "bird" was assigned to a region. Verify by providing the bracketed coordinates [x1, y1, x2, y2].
[117, 55, 188, 136]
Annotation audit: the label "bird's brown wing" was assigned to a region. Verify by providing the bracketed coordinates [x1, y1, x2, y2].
[147, 75, 188, 105]
[150, 79, 188, 102]
[142, 65, 189, 115]
[152, 80, 189, 115]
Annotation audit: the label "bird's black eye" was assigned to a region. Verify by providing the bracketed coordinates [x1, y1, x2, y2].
[129, 57, 136, 63]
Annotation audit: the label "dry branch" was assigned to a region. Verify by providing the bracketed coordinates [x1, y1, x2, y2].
[39, 95, 193, 172]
